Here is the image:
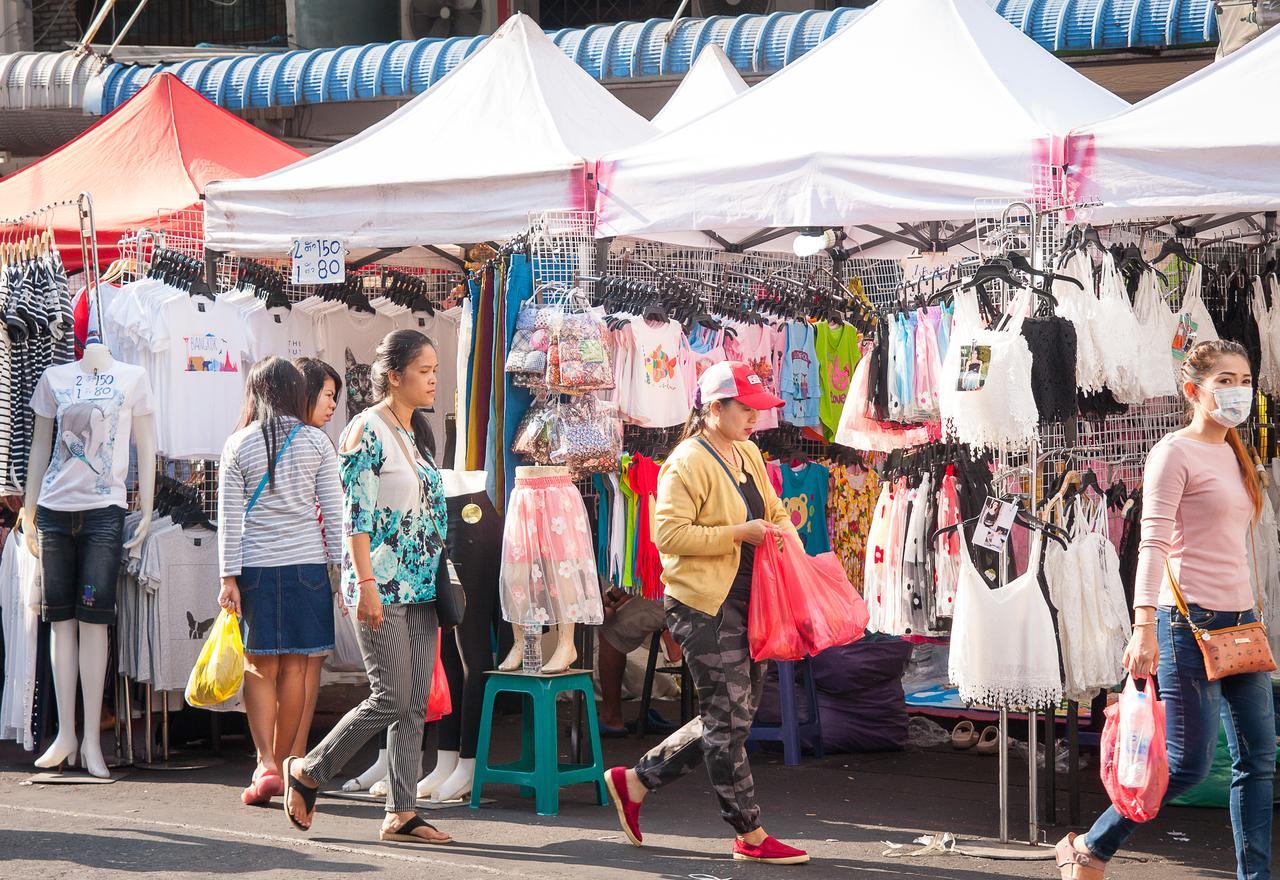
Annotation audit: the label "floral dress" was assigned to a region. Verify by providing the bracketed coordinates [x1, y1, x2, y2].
[338, 415, 447, 606]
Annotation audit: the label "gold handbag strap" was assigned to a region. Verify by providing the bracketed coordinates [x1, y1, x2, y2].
[1163, 560, 1204, 636]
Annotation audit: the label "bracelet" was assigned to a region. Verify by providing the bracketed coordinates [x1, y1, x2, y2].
[357, 577, 376, 586]
[1132, 622, 1155, 628]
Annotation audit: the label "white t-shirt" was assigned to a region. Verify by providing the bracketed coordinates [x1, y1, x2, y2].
[244, 304, 320, 363]
[616, 318, 694, 428]
[149, 295, 249, 459]
[30, 360, 154, 511]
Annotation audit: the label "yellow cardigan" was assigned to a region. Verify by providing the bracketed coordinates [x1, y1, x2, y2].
[653, 437, 797, 615]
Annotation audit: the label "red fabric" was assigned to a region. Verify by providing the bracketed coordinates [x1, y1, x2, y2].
[630, 454, 663, 600]
[748, 531, 870, 662]
[1100, 676, 1169, 823]
[0, 74, 304, 271]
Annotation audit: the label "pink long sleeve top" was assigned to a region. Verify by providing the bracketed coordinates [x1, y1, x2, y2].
[1133, 434, 1256, 612]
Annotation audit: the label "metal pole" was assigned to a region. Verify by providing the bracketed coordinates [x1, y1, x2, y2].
[104, 0, 153, 58]
[1028, 709, 1039, 843]
[75, 0, 122, 56]
[161, 698, 170, 760]
[144, 684, 153, 764]
[123, 678, 133, 764]
[998, 705, 1010, 843]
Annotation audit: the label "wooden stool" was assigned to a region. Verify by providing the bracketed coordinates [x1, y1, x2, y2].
[470, 670, 608, 816]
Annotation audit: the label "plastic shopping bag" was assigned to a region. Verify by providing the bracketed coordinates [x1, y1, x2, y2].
[1100, 676, 1169, 822]
[748, 531, 870, 661]
[185, 609, 245, 708]
[425, 638, 452, 723]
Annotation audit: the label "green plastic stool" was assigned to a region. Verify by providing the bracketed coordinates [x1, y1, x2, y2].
[469, 670, 609, 816]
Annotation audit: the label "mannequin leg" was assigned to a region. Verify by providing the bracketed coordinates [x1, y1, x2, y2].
[430, 756, 477, 802]
[76, 622, 111, 778]
[498, 623, 523, 671]
[34, 620, 80, 769]
[543, 623, 578, 674]
[418, 750, 459, 799]
[342, 734, 388, 791]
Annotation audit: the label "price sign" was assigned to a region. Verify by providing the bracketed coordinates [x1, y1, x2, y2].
[290, 238, 346, 285]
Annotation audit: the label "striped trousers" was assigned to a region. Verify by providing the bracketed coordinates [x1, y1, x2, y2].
[301, 602, 438, 812]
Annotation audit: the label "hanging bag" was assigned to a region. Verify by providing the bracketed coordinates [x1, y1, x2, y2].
[1164, 541, 1276, 681]
[185, 609, 245, 707]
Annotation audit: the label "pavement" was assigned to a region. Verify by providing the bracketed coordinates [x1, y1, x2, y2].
[0, 697, 1263, 879]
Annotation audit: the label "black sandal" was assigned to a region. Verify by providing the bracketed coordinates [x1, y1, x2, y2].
[282, 756, 318, 832]
[379, 814, 452, 845]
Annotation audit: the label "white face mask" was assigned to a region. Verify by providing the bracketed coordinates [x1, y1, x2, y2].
[1205, 386, 1253, 428]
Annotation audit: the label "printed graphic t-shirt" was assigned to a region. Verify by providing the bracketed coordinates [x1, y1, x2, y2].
[815, 322, 862, 440]
[150, 295, 249, 459]
[315, 309, 398, 444]
[779, 321, 821, 428]
[622, 319, 693, 428]
[30, 360, 154, 511]
[725, 322, 782, 431]
[780, 461, 831, 555]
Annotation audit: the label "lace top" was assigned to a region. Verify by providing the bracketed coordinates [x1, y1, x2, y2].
[949, 529, 1063, 709]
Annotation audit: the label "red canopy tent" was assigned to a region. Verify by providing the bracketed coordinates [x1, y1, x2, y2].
[0, 73, 304, 271]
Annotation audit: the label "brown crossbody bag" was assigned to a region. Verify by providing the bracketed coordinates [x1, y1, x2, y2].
[1163, 534, 1276, 681]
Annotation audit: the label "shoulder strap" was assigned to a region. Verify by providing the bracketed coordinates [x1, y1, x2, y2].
[372, 404, 426, 513]
[695, 437, 750, 513]
[245, 422, 304, 517]
[1163, 559, 1202, 635]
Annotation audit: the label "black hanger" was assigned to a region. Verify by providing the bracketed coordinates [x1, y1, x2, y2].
[1153, 238, 1192, 266]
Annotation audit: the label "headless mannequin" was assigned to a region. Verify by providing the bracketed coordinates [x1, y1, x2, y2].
[498, 467, 577, 675]
[24, 343, 156, 778]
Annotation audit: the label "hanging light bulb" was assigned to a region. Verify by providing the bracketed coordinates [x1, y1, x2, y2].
[793, 228, 840, 258]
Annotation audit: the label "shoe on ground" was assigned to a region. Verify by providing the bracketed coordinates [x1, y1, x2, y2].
[603, 766, 643, 846]
[733, 835, 810, 865]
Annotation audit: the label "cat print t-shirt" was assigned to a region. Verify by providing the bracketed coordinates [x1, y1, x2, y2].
[780, 321, 821, 428]
[149, 294, 248, 459]
[30, 360, 154, 511]
[815, 321, 862, 441]
[315, 309, 397, 445]
[620, 318, 693, 428]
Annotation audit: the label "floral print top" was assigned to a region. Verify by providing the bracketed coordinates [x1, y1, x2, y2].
[338, 413, 447, 606]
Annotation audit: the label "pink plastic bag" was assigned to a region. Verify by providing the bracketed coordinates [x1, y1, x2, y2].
[748, 531, 871, 661]
[1100, 676, 1169, 822]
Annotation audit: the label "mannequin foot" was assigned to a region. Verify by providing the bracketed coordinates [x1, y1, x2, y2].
[416, 751, 459, 800]
[341, 749, 388, 792]
[80, 739, 110, 779]
[34, 735, 78, 770]
[369, 778, 389, 798]
[543, 643, 578, 674]
[429, 758, 476, 803]
[498, 643, 522, 672]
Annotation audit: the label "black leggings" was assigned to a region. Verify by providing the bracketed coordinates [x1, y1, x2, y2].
[436, 491, 502, 758]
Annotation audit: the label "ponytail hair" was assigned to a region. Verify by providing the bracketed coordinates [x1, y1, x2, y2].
[1181, 339, 1262, 520]
[679, 405, 709, 443]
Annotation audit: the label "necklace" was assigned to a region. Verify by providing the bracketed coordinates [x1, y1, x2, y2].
[703, 432, 746, 483]
[384, 401, 413, 436]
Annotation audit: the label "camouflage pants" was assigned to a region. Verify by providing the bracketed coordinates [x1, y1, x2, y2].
[633, 593, 766, 834]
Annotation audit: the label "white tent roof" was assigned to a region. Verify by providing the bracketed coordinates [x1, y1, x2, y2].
[595, 0, 1127, 249]
[651, 45, 749, 133]
[204, 14, 656, 255]
[1067, 26, 1280, 221]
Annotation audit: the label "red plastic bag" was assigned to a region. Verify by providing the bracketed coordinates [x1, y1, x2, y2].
[1100, 676, 1169, 822]
[748, 531, 871, 661]
[425, 637, 452, 723]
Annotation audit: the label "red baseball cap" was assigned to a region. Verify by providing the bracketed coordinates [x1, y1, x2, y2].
[698, 361, 784, 410]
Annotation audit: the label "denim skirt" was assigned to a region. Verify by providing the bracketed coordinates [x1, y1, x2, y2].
[239, 563, 335, 655]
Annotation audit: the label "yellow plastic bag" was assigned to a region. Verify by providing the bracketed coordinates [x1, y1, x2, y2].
[185, 609, 244, 707]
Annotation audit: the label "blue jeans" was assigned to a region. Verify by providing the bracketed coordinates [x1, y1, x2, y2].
[1084, 606, 1276, 880]
[36, 505, 126, 625]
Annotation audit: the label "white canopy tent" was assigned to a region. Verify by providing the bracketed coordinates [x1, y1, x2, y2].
[595, 0, 1127, 254]
[651, 45, 749, 133]
[203, 14, 656, 256]
[1067, 25, 1280, 228]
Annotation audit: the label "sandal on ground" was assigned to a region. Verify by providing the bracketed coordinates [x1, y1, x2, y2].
[951, 720, 979, 750]
[1055, 833, 1106, 879]
[379, 815, 452, 845]
[242, 770, 281, 806]
[974, 725, 1002, 755]
[283, 756, 318, 832]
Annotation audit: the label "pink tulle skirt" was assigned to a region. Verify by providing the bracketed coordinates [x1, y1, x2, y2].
[499, 471, 604, 627]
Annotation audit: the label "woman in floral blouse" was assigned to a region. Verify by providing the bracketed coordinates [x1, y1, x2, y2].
[284, 329, 452, 847]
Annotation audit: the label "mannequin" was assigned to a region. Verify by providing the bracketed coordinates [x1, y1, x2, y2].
[498, 465, 584, 675]
[25, 342, 156, 778]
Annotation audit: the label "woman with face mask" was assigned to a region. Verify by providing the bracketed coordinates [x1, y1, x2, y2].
[1056, 340, 1274, 880]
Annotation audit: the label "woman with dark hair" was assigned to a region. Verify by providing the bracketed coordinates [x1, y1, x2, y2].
[217, 357, 343, 806]
[1056, 339, 1274, 880]
[284, 330, 453, 846]
[604, 361, 809, 865]
[289, 356, 343, 762]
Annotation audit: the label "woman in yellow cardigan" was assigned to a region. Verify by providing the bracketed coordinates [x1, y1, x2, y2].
[603, 361, 809, 866]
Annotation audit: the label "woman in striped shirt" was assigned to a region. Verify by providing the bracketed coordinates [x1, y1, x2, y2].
[217, 357, 344, 806]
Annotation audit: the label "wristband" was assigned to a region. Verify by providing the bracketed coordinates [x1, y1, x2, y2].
[357, 577, 376, 586]
[1132, 621, 1155, 628]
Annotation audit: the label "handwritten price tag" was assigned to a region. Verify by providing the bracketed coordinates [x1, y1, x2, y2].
[290, 238, 346, 285]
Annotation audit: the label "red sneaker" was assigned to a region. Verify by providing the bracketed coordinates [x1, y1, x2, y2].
[733, 835, 811, 865]
[602, 766, 644, 846]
